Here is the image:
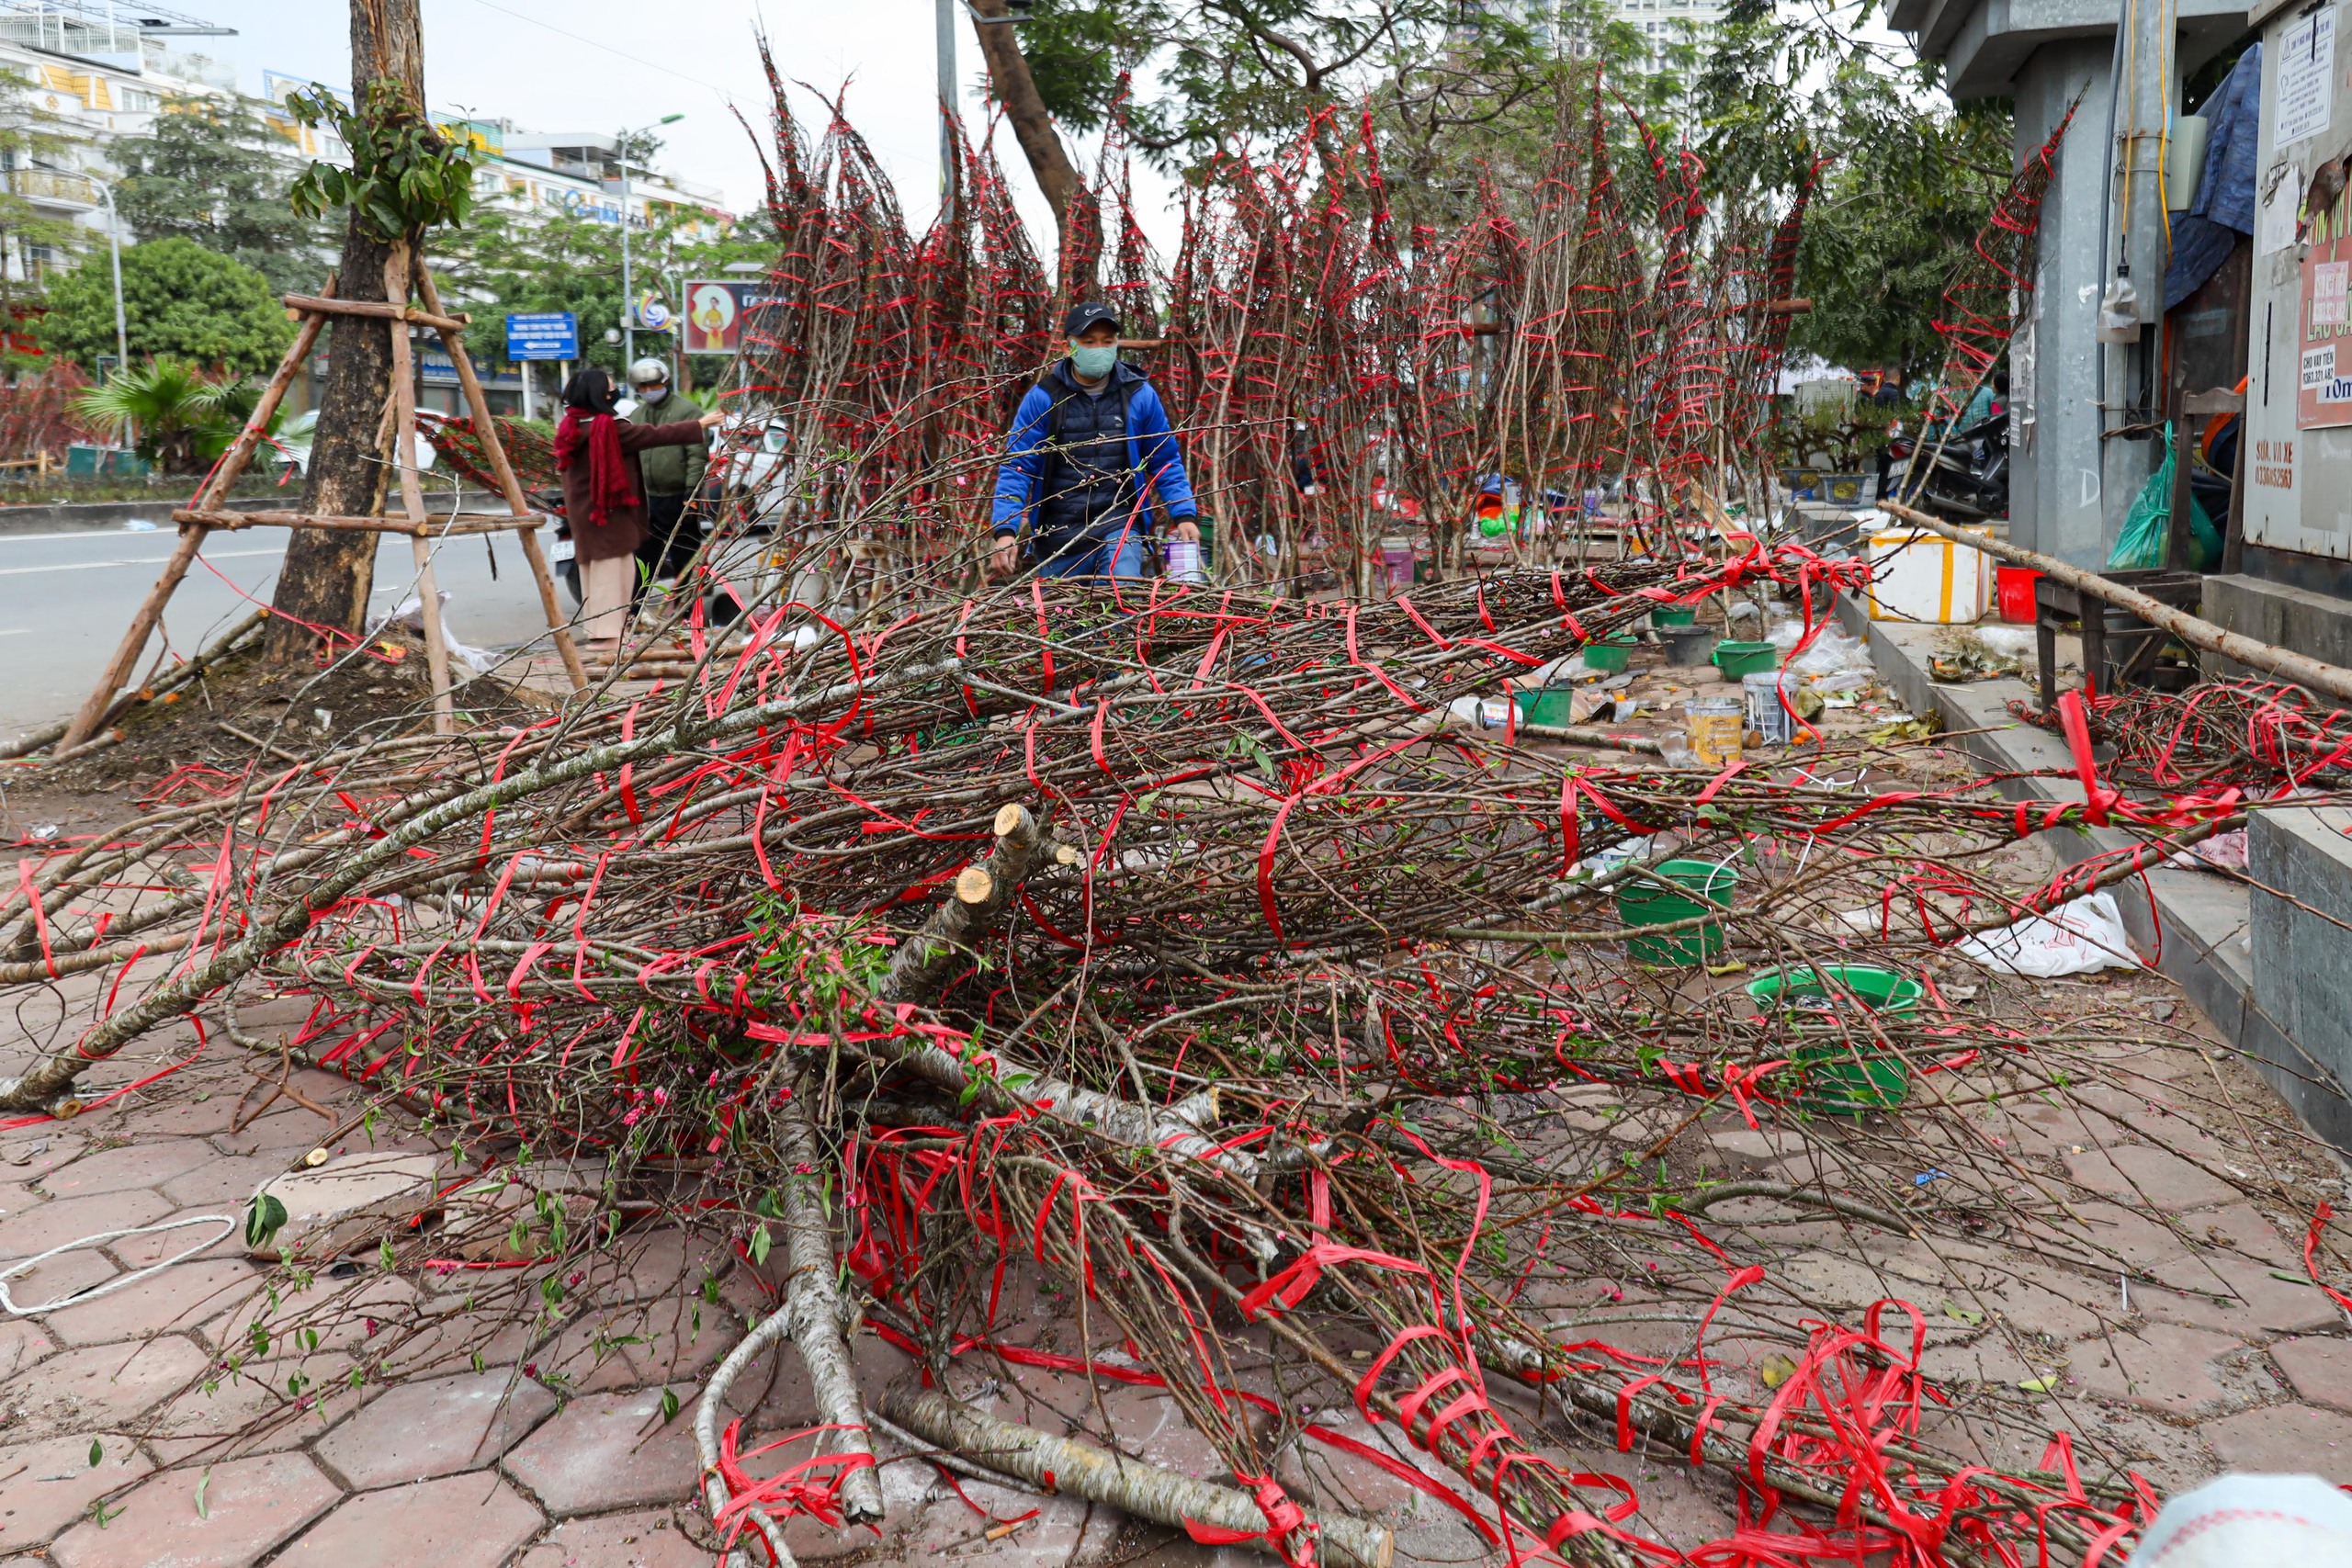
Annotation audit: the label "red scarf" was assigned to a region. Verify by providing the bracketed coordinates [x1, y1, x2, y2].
[554, 408, 639, 528]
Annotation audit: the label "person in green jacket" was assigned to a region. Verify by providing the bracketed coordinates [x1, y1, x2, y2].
[627, 357, 708, 590]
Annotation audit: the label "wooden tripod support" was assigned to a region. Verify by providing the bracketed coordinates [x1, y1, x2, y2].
[57, 248, 590, 753]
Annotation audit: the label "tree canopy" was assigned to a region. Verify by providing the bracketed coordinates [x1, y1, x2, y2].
[35, 237, 295, 376]
[1687, 1, 2013, 382]
[110, 96, 323, 299]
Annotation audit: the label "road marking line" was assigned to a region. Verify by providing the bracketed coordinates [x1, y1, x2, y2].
[0, 549, 282, 577]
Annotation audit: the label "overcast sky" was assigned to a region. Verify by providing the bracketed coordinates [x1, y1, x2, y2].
[180, 0, 1180, 253]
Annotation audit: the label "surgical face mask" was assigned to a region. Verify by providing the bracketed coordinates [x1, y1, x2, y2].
[638, 384, 669, 406]
[1069, 344, 1118, 379]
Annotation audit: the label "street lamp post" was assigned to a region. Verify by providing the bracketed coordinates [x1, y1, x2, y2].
[93, 177, 130, 455]
[936, 0, 956, 197]
[616, 114, 684, 368]
[94, 179, 127, 374]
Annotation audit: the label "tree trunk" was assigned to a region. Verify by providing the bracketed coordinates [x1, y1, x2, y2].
[967, 0, 1080, 249]
[263, 0, 424, 665]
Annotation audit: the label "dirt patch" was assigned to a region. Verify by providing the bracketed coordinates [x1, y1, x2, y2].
[37, 626, 537, 798]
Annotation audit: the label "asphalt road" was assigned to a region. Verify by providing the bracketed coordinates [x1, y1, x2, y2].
[0, 523, 569, 737]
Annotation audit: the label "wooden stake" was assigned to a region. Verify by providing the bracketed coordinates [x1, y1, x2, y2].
[383, 245, 455, 733]
[56, 525, 209, 753]
[410, 259, 588, 693]
[61, 279, 343, 752]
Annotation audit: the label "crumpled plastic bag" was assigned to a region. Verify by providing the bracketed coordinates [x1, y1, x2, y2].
[369, 592, 497, 675]
[1791, 626, 1871, 679]
[2165, 827, 2247, 871]
[1951, 891, 2140, 976]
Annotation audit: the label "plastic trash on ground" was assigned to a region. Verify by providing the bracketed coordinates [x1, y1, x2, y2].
[1951, 892, 2141, 976]
[369, 592, 498, 675]
[2165, 827, 2248, 871]
[1973, 625, 2034, 659]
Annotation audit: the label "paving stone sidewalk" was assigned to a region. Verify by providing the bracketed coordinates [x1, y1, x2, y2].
[3, 987, 2350, 1566]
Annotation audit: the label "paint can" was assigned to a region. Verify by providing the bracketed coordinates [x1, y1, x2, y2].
[1163, 538, 1208, 584]
[1684, 698, 1744, 768]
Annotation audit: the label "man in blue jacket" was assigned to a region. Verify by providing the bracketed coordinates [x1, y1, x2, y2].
[989, 302, 1204, 580]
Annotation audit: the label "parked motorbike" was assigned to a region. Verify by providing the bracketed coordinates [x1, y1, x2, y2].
[1880, 411, 2008, 521]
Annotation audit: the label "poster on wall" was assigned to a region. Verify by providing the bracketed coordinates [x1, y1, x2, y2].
[2280, 6, 2339, 146]
[2300, 182, 2352, 428]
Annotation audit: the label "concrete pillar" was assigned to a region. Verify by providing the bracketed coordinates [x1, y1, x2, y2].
[2012, 40, 2118, 563]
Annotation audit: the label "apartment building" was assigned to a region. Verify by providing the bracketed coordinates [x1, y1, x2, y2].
[1613, 0, 1726, 75]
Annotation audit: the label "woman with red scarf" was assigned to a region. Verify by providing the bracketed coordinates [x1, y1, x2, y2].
[555, 367, 722, 647]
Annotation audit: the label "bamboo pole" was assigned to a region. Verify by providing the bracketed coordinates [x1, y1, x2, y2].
[171, 509, 543, 536]
[282, 292, 469, 333]
[1873, 499, 2352, 705]
[383, 245, 456, 733]
[410, 260, 588, 692]
[60, 284, 342, 751]
[56, 527, 209, 753]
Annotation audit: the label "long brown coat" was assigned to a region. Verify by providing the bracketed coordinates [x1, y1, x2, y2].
[560, 417, 710, 562]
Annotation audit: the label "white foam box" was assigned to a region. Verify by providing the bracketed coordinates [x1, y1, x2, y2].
[1863, 526, 1993, 623]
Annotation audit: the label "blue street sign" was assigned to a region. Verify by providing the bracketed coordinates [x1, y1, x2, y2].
[505, 312, 579, 361]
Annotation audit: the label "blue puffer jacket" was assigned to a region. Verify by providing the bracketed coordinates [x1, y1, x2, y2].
[990, 360, 1198, 542]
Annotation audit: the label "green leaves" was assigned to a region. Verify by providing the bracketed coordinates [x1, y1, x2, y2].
[243, 1192, 288, 1252]
[749, 1223, 773, 1267]
[88, 1438, 103, 1467]
[286, 80, 479, 243]
[659, 1387, 682, 1424]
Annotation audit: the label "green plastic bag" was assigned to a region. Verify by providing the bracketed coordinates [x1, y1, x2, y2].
[2109, 423, 2221, 571]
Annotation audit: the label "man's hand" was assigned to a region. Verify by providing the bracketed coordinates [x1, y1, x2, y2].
[1171, 517, 1203, 544]
[989, 533, 1019, 577]
[696, 408, 725, 429]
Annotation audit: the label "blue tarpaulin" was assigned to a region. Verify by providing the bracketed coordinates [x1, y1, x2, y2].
[2165, 46, 2263, 311]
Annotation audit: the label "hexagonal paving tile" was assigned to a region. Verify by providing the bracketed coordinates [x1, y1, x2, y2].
[270, 1473, 544, 1568]
[2205, 1402, 2352, 1483]
[159, 1155, 287, 1210]
[0, 1319, 55, 1382]
[48, 1450, 339, 1568]
[513, 1507, 709, 1568]
[0, 1434, 152, 1552]
[0, 1336, 211, 1442]
[140, 1352, 355, 1466]
[2064, 1145, 2237, 1210]
[2071, 1322, 2256, 1417]
[43, 1259, 263, 1348]
[2276, 1336, 2352, 1415]
[314, 1371, 559, 1490]
[37, 1139, 214, 1199]
[502, 1386, 704, 1516]
[0, 1190, 173, 1260]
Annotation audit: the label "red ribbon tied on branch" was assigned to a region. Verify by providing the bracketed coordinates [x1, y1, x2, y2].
[1185, 1474, 1320, 1568]
[707, 1418, 878, 1553]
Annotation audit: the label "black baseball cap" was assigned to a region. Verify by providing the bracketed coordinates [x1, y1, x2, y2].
[1063, 301, 1122, 337]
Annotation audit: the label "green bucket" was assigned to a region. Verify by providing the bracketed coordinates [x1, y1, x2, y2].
[1651, 606, 1698, 626]
[1514, 687, 1578, 728]
[1747, 965, 1921, 1111]
[1614, 860, 1738, 965]
[1582, 637, 1639, 673]
[1713, 640, 1778, 679]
